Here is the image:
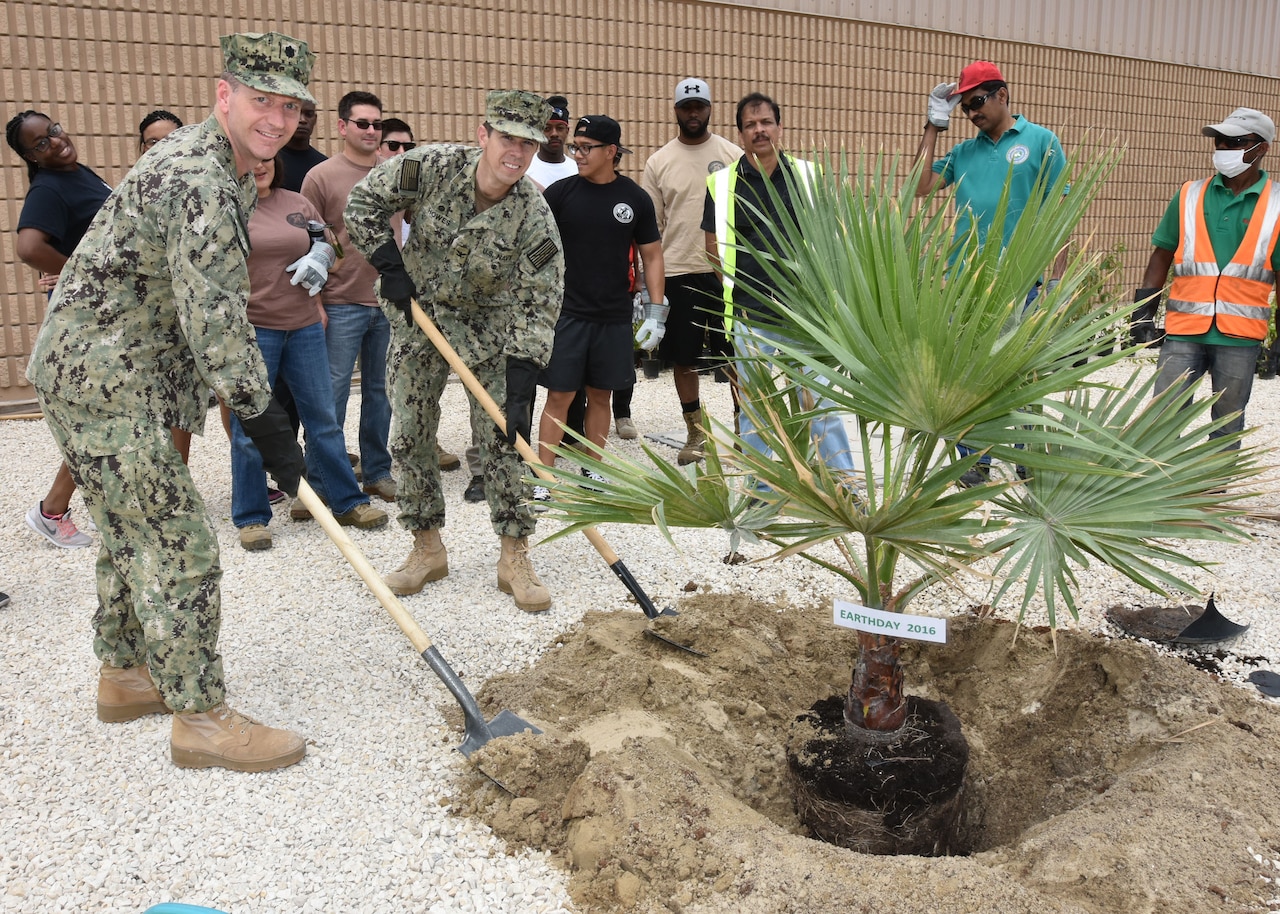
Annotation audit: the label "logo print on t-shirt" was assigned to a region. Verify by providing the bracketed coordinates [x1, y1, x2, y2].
[1006, 144, 1030, 165]
[613, 203, 634, 224]
[708, 160, 727, 173]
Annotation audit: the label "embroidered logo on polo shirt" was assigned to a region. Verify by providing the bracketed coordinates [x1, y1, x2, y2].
[613, 203, 634, 224]
[708, 160, 728, 173]
[1006, 145, 1030, 165]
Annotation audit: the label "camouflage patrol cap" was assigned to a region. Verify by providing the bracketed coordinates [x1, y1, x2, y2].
[485, 90, 550, 144]
[220, 32, 316, 104]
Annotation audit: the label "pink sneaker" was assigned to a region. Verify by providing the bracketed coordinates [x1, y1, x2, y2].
[26, 503, 93, 549]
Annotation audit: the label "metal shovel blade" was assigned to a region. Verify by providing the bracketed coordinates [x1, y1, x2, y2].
[458, 709, 541, 759]
[1172, 594, 1250, 646]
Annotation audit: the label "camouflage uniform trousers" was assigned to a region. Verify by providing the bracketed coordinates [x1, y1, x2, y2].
[36, 391, 226, 712]
[389, 323, 536, 539]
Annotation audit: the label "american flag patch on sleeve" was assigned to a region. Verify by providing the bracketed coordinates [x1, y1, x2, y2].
[526, 237, 557, 271]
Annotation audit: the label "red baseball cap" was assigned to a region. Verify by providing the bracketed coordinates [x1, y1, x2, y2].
[949, 61, 1005, 98]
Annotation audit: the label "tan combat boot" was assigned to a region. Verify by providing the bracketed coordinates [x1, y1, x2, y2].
[97, 663, 171, 723]
[384, 529, 448, 595]
[677, 408, 706, 465]
[170, 703, 305, 772]
[497, 535, 552, 612]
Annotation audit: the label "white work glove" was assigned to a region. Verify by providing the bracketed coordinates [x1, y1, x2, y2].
[927, 82, 959, 130]
[635, 296, 670, 351]
[286, 241, 336, 297]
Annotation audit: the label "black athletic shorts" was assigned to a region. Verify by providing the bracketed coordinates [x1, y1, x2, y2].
[658, 272, 731, 366]
[539, 315, 636, 392]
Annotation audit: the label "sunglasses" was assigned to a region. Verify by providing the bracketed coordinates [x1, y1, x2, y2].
[1214, 134, 1262, 149]
[26, 122, 64, 154]
[381, 140, 415, 151]
[960, 90, 999, 114]
[343, 117, 383, 131]
[568, 142, 606, 155]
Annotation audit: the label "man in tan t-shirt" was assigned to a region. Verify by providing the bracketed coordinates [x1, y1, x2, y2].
[641, 78, 742, 465]
[300, 90, 397, 505]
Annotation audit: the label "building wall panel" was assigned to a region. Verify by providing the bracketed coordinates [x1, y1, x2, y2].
[2, 0, 1278, 402]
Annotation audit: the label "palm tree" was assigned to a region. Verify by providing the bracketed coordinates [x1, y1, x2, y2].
[536, 149, 1257, 738]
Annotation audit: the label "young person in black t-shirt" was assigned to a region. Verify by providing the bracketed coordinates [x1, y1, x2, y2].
[535, 116, 666, 496]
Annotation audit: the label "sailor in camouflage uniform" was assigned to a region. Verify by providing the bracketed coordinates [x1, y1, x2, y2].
[26, 32, 317, 772]
[345, 90, 564, 612]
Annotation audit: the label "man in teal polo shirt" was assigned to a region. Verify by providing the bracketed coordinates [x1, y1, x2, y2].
[914, 60, 1068, 486]
[1137, 106, 1278, 448]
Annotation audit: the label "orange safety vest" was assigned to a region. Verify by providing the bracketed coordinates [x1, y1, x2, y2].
[1165, 177, 1280, 340]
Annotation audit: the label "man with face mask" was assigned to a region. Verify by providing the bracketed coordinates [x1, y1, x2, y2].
[1138, 107, 1278, 447]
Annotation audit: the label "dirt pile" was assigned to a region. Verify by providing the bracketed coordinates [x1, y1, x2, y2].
[453, 594, 1280, 914]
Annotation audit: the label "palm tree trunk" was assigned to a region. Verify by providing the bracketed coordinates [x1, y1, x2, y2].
[845, 631, 906, 731]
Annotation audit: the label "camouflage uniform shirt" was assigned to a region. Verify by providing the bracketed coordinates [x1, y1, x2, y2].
[28, 116, 272, 437]
[344, 143, 564, 366]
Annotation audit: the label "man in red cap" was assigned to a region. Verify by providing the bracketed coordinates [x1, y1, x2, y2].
[913, 60, 1068, 487]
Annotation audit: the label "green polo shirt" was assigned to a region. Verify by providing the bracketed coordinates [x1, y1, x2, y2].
[1152, 171, 1279, 346]
[933, 114, 1066, 253]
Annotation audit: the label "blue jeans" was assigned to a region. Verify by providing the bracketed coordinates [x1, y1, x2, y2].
[734, 325, 856, 481]
[1154, 338, 1258, 448]
[321, 303, 393, 484]
[231, 323, 369, 527]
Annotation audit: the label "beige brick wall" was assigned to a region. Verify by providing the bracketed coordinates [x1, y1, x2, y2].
[3, 0, 1278, 403]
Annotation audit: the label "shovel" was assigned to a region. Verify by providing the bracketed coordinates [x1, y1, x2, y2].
[409, 300, 704, 656]
[294, 478, 539, 764]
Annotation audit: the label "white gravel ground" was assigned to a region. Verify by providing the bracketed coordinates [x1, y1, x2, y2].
[2, 352, 1279, 913]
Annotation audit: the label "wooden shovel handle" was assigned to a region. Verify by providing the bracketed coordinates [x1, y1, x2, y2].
[294, 478, 433, 654]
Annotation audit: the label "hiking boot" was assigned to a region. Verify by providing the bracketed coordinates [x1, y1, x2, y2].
[384, 529, 448, 595]
[677, 408, 706, 465]
[26, 502, 93, 549]
[464, 474, 486, 503]
[530, 485, 551, 512]
[238, 524, 272, 551]
[497, 535, 551, 612]
[956, 464, 992, 490]
[334, 502, 388, 529]
[290, 489, 325, 521]
[437, 444, 461, 472]
[348, 452, 362, 482]
[615, 417, 638, 440]
[97, 663, 171, 723]
[170, 703, 305, 772]
[362, 476, 398, 502]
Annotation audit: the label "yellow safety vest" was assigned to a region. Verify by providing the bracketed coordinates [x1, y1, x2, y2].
[706, 155, 816, 332]
[1166, 177, 1280, 340]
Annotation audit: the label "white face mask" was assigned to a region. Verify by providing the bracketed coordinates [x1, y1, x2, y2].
[1213, 143, 1260, 179]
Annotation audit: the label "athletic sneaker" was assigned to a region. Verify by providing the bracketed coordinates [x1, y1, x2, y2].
[267, 488, 287, 505]
[26, 503, 93, 549]
[0, 591, 9, 610]
[531, 485, 551, 512]
[580, 467, 607, 490]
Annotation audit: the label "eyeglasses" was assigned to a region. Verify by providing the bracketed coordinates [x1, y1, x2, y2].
[26, 122, 64, 154]
[960, 91, 999, 114]
[568, 142, 606, 156]
[1214, 134, 1262, 149]
[381, 140, 415, 151]
[343, 118, 383, 131]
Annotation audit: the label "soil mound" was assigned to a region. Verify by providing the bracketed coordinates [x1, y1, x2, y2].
[454, 594, 1280, 914]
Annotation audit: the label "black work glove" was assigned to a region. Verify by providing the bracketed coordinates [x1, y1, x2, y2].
[240, 397, 306, 497]
[501, 357, 540, 446]
[1133, 287, 1163, 316]
[368, 239, 418, 327]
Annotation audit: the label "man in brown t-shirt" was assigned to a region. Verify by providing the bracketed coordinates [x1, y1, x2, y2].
[300, 90, 396, 504]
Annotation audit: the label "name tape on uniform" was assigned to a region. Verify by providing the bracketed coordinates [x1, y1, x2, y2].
[833, 599, 947, 644]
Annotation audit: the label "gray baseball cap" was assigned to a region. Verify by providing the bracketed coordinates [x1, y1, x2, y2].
[1202, 107, 1275, 143]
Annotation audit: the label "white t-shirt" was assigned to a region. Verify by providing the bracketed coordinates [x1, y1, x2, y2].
[526, 155, 579, 190]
